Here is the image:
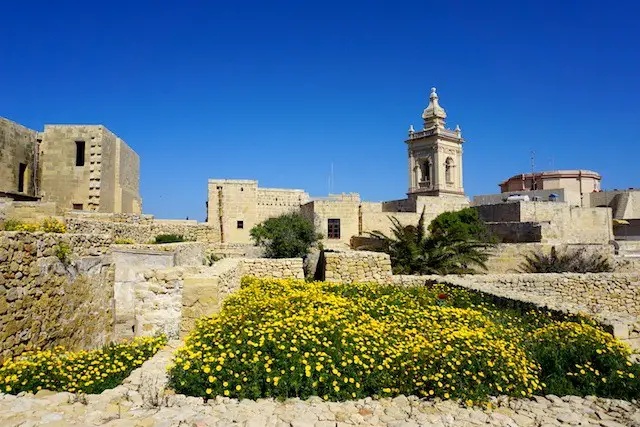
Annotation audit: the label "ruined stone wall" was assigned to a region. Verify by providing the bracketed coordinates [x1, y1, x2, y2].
[65, 217, 219, 243]
[0, 231, 115, 361]
[241, 258, 304, 279]
[0, 118, 38, 197]
[122, 256, 306, 339]
[324, 250, 392, 283]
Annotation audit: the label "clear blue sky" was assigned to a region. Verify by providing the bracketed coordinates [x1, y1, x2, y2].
[2, 1, 639, 220]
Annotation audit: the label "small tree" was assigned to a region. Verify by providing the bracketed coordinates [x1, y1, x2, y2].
[428, 208, 494, 243]
[250, 213, 320, 258]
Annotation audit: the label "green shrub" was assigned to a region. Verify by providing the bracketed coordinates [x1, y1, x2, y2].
[1, 218, 24, 231]
[154, 234, 185, 244]
[0, 335, 166, 395]
[519, 246, 613, 273]
[54, 242, 71, 264]
[250, 213, 320, 258]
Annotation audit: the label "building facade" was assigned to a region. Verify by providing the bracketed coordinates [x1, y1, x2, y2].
[499, 170, 601, 206]
[0, 117, 141, 214]
[207, 88, 469, 245]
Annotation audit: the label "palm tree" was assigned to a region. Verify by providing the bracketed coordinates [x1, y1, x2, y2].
[367, 208, 492, 275]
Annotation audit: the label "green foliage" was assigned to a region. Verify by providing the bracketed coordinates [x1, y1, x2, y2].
[154, 234, 185, 244]
[1, 218, 25, 231]
[428, 208, 494, 243]
[54, 242, 71, 264]
[518, 246, 613, 273]
[0, 336, 166, 395]
[168, 278, 640, 402]
[250, 213, 320, 258]
[368, 208, 493, 274]
[114, 238, 136, 244]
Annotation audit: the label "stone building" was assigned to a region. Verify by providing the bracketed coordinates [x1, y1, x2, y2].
[0, 117, 141, 214]
[588, 188, 640, 240]
[207, 88, 469, 245]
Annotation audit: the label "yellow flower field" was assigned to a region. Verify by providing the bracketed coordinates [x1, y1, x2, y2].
[169, 278, 639, 402]
[0, 335, 166, 395]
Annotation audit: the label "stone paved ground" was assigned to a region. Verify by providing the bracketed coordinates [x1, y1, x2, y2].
[1, 343, 638, 426]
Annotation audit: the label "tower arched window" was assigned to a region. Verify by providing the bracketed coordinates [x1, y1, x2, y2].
[445, 157, 454, 184]
[421, 159, 432, 185]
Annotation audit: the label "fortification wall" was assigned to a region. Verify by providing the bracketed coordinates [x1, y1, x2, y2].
[116, 138, 142, 214]
[65, 217, 219, 243]
[0, 231, 115, 361]
[256, 188, 308, 222]
[0, 118, 38, 197]
[39, 125, 102, 212]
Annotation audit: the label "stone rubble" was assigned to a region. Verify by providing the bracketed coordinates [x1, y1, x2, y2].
[0, 342, 638, 427]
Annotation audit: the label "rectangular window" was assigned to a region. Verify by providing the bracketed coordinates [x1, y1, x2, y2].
[75, 141, 85, 166]
[72, 203, 83, 210]
[17, 163, 27, 192]
[327, 218, 341, 239]
[237, 220, 244, 229]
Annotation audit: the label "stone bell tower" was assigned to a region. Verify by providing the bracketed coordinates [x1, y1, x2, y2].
[406, 87, 465, 197]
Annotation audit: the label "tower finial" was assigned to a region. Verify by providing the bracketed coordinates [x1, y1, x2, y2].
[422, 86, 446, 128]
[408, 124, 415, 135]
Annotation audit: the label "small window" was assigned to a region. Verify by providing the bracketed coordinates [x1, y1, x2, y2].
[237, 220, 244, 229]
[75, 141, 85, 166]
[17, 163, 27, 192]
[73, 203, 83, 210]
[327, 218, 341, 239]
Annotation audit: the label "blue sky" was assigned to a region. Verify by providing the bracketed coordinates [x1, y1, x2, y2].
[2, 1, 639, 220]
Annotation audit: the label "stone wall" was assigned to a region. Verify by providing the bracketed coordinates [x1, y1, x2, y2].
[476, 202, 613, 244]
[116, 256, 305, 340]
[0, 231, 115, 360]
[323, 250, 392, 283]
[65, 217, 219, 244]
[241, 258, 304, 279]
[0, 201, 58, 224]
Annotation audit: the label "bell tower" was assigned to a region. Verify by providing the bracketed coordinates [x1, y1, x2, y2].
[406, 87, 465, 197]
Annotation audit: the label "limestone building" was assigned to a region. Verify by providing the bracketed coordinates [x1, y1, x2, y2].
[474, 170, 602, 207]
[207, 88, 469, 245]
[0, 117, 141, 214]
